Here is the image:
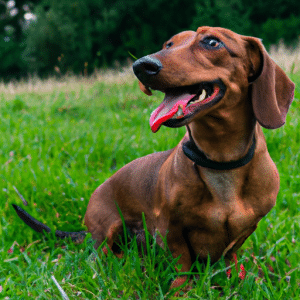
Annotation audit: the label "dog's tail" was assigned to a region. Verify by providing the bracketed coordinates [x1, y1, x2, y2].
[12, 204, 87, 244]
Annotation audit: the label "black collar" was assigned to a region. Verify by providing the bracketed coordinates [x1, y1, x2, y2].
[182, 128, 256, 170]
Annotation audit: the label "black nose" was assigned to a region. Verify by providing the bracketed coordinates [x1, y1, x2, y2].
[133, 56, 162, 82]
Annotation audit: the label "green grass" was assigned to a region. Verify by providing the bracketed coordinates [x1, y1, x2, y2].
[0, 71, 299, 299]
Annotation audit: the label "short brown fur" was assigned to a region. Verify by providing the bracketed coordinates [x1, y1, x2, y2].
[85, 27, 294, 282]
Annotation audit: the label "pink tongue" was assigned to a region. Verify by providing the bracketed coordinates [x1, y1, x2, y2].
[150, 93, 196, 133]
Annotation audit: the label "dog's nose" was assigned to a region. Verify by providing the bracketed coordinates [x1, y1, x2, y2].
[133, 56, 162, 81]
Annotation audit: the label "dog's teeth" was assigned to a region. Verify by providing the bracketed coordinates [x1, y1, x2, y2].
[199, 89, 206, 101]
[190, 89, 207, 105]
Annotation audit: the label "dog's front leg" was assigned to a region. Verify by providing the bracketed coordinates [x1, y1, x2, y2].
[166, 225, 192, 291]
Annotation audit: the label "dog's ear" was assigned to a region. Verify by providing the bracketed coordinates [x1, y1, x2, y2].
[138, 81, 152, 96]
[244, 36, 295, 129]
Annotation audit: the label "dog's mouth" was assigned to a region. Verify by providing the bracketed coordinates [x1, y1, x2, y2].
[149, 79, 226, 132]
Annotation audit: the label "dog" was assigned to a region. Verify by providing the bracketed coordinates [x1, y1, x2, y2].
[13, 26, 294, 287]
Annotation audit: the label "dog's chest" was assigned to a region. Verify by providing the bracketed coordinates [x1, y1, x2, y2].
[168, 167, 256, 232]
[201, 170, 238, 203]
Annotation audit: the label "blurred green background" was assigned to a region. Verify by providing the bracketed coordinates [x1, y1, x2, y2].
[1, 0, 300, 80]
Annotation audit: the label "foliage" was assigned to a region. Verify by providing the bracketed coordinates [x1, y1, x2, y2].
[22, 0, 196, 77]
[0, 0, 40, 79]
[0, 32, 26, 79]
[192, 0, 252, 35]
[0, 0, 300, 80]
[23, 0, 94, 75]
[261, 15, 300, 47]
[0, 71, 299, 298]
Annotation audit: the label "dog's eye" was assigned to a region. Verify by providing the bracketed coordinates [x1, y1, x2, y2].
[165, 42, 174, 49]
[208, 39, 219, 47]
[201, 37, 223, 50]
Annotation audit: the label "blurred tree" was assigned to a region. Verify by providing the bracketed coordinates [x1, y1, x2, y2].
[109, 0, 196, 61]
[192, 0, 300, 47]
[23, 0, 197, 76]
[192, 0, 251, 35]
[23, 0, 94, 75]
[1, 0, 300, 80]
[0, 0, 39, 79]
[242, 0, 300, 46]
[261, 15, 300, 47]
[243, 0, 300, 25]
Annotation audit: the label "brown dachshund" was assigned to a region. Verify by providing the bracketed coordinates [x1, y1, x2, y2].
[13, 27, 294, 285]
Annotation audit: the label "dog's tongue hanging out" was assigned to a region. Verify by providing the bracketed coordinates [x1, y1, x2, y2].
[150, 92, 196, 133]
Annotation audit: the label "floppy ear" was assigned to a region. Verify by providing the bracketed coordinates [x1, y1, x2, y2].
[244, 37, 295, 129]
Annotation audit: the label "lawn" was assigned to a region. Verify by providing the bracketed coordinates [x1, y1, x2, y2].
[0, 68, 299, 299]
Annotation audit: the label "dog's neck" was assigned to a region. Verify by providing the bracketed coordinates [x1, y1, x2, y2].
[183, 125, 256, 170]
[186, 101, 256, 164]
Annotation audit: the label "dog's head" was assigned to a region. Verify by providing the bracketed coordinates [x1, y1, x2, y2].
[133, 26, 295, 132]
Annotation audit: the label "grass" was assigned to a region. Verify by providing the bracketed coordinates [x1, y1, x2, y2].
[0, 65, 299, 299]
